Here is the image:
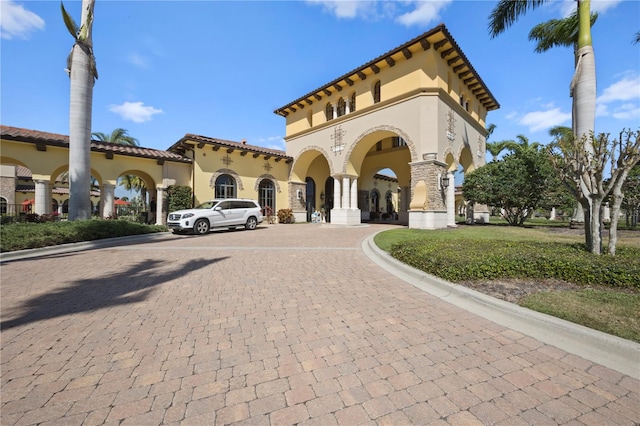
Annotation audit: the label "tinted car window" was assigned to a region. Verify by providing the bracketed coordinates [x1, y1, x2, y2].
[217, 201, 232, 210]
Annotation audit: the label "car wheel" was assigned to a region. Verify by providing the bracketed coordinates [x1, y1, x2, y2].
[245, 216, 258, 230]
[193, 219, 210, 235]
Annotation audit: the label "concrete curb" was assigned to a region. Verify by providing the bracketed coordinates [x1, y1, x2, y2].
[0, 232, 174, 263]
[361, 232, 640, 380]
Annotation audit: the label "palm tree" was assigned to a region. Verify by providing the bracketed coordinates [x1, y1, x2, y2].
[486, 141, 507, 161]
[92, 128, 139, 146]
[62, 0, 97, 221]
[501, 134, 541, 155]
[489, 0, 596, 146]
[92, 129, 148, 205]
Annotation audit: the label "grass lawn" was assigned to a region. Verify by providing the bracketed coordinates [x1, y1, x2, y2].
[374, 224, 640, 342]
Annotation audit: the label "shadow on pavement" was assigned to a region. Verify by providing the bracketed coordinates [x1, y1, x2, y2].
[0, 257, 224, 330]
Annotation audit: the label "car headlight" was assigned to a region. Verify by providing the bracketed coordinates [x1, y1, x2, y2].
[182, 213, 195, 219]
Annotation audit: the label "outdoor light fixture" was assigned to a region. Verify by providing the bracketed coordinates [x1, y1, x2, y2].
[439, 173, 450, 191]
[441, 174, 450, 189]
[320, 191, 325, 201]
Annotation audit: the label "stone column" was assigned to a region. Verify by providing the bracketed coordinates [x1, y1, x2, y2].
[101, 183, 115, 219]
[333, 104, 337, 120]
[345, 98, 351, 114]
[33, 179, 50, 215]
[333, 176, 341, 209]
[350, 177, 358, 209]
[342, 176, 350, 210]
[550, 207, 557, 221]
[447, 172, 456, 227]
[408, 155, 447, 229]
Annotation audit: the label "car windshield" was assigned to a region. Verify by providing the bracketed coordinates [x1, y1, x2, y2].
[194, 201, 217, 209]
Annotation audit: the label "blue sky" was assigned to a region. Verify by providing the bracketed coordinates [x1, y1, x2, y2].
[2, 0, 639, 156]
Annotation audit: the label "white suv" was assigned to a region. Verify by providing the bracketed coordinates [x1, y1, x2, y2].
[167, 198, 264, 235]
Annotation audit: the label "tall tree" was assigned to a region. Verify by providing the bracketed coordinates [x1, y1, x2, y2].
[62, 0, 98, 221]
[463, 147, 555, 226]
[549, 128, 640, 255]
[489, 0, 599, 250]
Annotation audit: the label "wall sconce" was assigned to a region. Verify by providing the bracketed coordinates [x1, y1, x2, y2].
[438, 173, 450, 191]
[320, 191, 325, 201]
[296, 189, 303, 200]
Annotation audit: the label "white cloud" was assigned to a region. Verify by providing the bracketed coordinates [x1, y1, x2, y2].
[128, 53, 150, 69]
[0, 1, 45, 40]
[304, 0, 452, 24]
[611, 103, 640, 121]
[519, 107, 571, 132]
[305, 0, 377, 19]
[108, 101, 163, 123]
[559, 0, 622, 17]
[255, 136, 285, 151]
[597, 74, 640, 104]
[396, 0, 453, 27]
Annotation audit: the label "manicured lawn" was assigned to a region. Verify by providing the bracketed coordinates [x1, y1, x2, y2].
[374, 225, 640, 342]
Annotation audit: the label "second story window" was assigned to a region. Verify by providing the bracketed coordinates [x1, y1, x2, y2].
[325, 103, 333, 121]
[373, 81, 381, 104]
[350, 92, 356, 113]
[392, 137, 406, 148]
[337, 98, 346, 117]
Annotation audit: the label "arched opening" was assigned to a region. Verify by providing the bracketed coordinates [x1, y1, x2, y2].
[323, 177, 334, 223]
[258, 179, 275, 216]
[305, 177, 315, 222]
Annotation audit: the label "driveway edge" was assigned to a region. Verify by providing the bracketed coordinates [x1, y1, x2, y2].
[0, 232, 174, 263]
[362, 232, 640, 380]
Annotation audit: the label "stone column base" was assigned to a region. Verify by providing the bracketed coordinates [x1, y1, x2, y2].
[293, 211, 307, 223]
[409, 210, 447, 229]
[331, 209, 361, 225]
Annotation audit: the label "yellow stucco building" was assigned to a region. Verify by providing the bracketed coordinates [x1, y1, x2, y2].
[1, 24, 497, 229]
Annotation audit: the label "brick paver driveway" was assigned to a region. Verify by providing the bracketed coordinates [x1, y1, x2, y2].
[1, 224, 639, 425]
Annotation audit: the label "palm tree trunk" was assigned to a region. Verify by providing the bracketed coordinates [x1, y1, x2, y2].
[67, 0, 95, 221]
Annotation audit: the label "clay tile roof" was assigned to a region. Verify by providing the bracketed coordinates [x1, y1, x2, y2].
[274, 23, 499, 116]
[169, 133, 292, 161]
[0, 125, 192, 164]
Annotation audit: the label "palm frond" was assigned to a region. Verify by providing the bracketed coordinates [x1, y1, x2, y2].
[60, 2, 79, 40]
[529, 11, 598, 53]
[634, 31, 640, 44]
[488, 0, 548, 39]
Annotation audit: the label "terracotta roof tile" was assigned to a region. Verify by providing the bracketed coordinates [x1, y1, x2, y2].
[169, 133, 292, 161]
[274, 23, 499, 116]
[1, 125, 192, 163]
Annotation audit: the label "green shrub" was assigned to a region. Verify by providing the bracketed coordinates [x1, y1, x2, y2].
[0, 220, 167, 252]
[277, 208, 295, 224]
[167, 185, 192, 213]
[390, 239, 640, 289]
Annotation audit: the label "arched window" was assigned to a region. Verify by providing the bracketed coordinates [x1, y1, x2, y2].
[350, 92, 356, 113]
[258, 180, 275, 215]
[215, 174, 236, 199]
[373, 80, 381, 104]
[370, 189, 380, 213]
[0, 197, 7, 214]
[325, 103, 333, 121]
[337, 98, 346, 117]
[385, 191, 394, 214]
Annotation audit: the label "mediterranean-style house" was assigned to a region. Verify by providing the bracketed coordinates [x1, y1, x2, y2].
[0, 24, 497, 229]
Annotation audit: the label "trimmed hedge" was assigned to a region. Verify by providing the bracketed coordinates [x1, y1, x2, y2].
[1, 220, 167, 252]
[390, 239, 640, 289]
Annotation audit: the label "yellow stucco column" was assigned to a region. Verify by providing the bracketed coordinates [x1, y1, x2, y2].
[155, 187, 165, 225]
[33, 179, 51, 215]
[447, 172, 457, 227]
[101, 182, 116, 219]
